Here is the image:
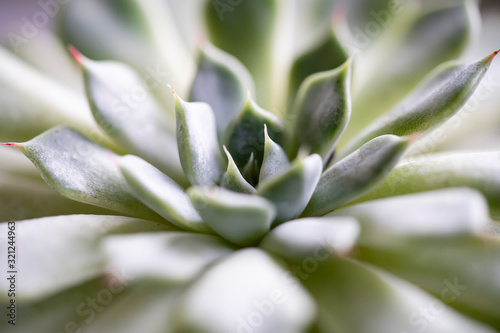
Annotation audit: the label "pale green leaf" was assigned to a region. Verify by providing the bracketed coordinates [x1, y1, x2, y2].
[9, 126, 161, 220]
[119, 155, 212, 234]
[189, 42, 255, 137]
[0, 215, 171, 301]
[355, 152, 500, 219]
[301, 259, 496, 333]
[288, 58, 352, 161]
[220, 146, 256, 194]
[303, 135, 409, 217]
[188, 186, 276, 246]
[258, 154, 323, 224]
[342, 52, 498, 156]
[259, 125, 290, 183]
[260, 216, 359, 260]
[176, 248, 316, 333]
[75, 50, 187, 185]
[174, 93, 223, 186]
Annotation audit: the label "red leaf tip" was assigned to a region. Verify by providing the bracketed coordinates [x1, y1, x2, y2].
[0, 142, 20, 148]
[68, 45, 83, 66]
[167, 84, 176, 95]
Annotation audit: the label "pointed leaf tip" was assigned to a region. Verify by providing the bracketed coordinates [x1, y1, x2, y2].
[67, 45, 83, 66]
[489, 49, 500, 62]
[167, 84, 176, 95]
[0, 142, 20, 148]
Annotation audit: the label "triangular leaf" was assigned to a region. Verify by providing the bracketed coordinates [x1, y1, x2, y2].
[220, 146, 256, 194]
[259, 125, 290, 183]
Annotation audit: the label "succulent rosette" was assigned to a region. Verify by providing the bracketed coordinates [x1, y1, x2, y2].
[1, 0, 500, 332]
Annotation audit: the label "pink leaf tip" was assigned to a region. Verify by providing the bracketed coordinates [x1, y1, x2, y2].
[167, 84, 176, 95]
[0, 142, 20, 148]
[407, 132, 423, 143]
[68, 45, 83, 66]
[490, 49, 500, 61]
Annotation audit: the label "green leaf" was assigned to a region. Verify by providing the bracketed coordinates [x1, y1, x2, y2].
[258, 154, 323, 224]
[354, 152, 500, 219]
[303, 135, 409, 217]
[189, 42, 255, 137]
[341, 0, 478, 145]
[288, 58, 352, 162]
[332, 188, 490, 241]
[103, 232, 234, 283]
[204, 0, 278, 105]
[9, 126, 161, 220]
[0, 215, 171, 301]
[301, 259, 496, 333]
[188, 186, 276, 246]
[260, 216, 359, 260]
[75, 50, 187, 185]
[176, 248, 316, 333]
[288, 27, 348, 105]
[225, 97, 285, 168]
[356, 236, 500, 329]
[220, 146, 256, 194]
[0, 173, 115, 223]
[174, 92, 223, 186]
[119, 155, 212, 234]
[0, 47, 104, 144]
[259, 125, 290, 183]
[342, 51, 498, 156]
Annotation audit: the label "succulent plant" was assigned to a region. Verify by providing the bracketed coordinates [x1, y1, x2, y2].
[1, 0, 500, 332]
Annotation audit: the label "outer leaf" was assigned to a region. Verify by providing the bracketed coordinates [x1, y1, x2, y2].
[258, 154, 323, 224]
[174, 93, 223, 186]
[259, 125, 290, 183]
[332, 188, 490, 240]
[75, 50, 187, 185]
[189, 42, 255, 137]
[220, 146, 256, 194]
[176, 248, 316, 333]
[0, 215, 172, 301]
[356, 236, 500, 329]
[288, 58, 352, 161]
[354, 152, 500, 219]
[288, 27, 349, 108]
[188, 186, 276, 246]
[204, 0, 277, 105]
[301, 259, 495, 333]
[103, 232, 234, 283]
[260, 217, 360, 260]
[9, 126, 160, 220]
[341, 1, 478, 144]
[303, 135, 409, 217]
[119, 155, 212, 234]
[225, 98, 285, 168]
[342, 51, 498, 156]
[0, 173, 115, 223]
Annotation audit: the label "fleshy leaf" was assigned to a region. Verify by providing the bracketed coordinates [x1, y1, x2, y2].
[242, 152, 259, 185]
[356, 236, 500, 329]
[204, 0, 278, 105]
[220, 146, 256, 194]
[174, 92, 223, 186]
[75, 49, 187, 185]
[259, 125, 290, 183]
[225, 97, 285, 168]
[288, 58, 352, 162]
[10, 126, 161, 220]
[103, 232, 234, 283]
[301, 258, 496, 333]
[189, 42, 255, 137]
[341, 1, 478, 144]
[332, 188, 490, 240]
[176, 248, 316, 333]
[0, 215, 171, 301]
[119, 155, 212, 234]
[257, 154, 323, 224]
[354, 152, 500, 219]
[260, 216, 360, 260]
[303, 135, 409, 217]
[288, 27, 349, 107]
[0, 173, 115, 223]
[342, 51, 498, 156]
[188, 186, 276, 246]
